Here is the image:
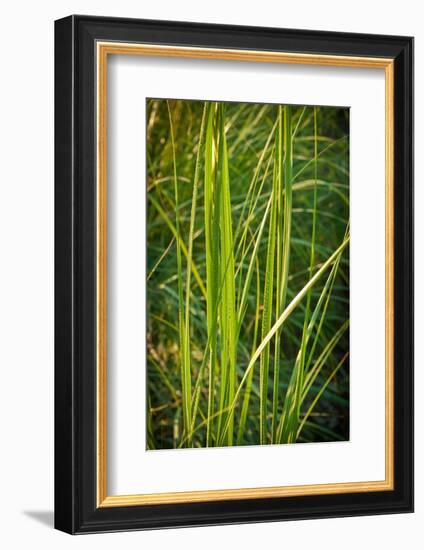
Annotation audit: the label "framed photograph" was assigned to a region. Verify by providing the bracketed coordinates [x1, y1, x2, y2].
[54, 15, 413, 533]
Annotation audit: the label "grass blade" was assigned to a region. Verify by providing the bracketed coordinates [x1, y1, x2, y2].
[204, 102, 220, 446]
[167, 101, 191, 444]
[259, 152, 278, 445]
[297, 352, 349, 439]
[217, 104, 237, 445]
[219, 234, 350, 442]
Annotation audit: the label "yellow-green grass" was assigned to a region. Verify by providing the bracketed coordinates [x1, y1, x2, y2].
[147, 99, 349, 449]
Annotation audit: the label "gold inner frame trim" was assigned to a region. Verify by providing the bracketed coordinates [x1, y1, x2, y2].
[96, 41, 395, 508]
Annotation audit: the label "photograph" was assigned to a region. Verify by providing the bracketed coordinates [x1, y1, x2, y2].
[146, 98, 350, 450]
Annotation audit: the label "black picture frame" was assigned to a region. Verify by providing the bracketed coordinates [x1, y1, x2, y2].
[55, 14, 414, 534]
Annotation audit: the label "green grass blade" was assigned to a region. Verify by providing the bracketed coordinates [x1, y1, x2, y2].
[259, 153, 278, 445]
[276, 256, 341, 443]
[148, 195, 207, 299]
[217, 103, 237, 446]
[167, 101, 192, 444]
[284, 107, 319, 440]
[147, 237, 175, 281]
[301, 319, 349, 403]
[236, 193, 272, 329]
[271, 105, 291, 442]
[182, 102, 207, 444]
[297, 351, 349, 439]
[219, 234, 350, 442]
[204, 102, 220, 446]
[237, 252, 261, 445]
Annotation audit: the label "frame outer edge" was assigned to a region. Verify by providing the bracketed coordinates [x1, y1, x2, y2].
[54, 15, 414, 534]
[401, 36, 414, 511]
[409, 37, 414, 512]
[54, 15, 77, 534]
